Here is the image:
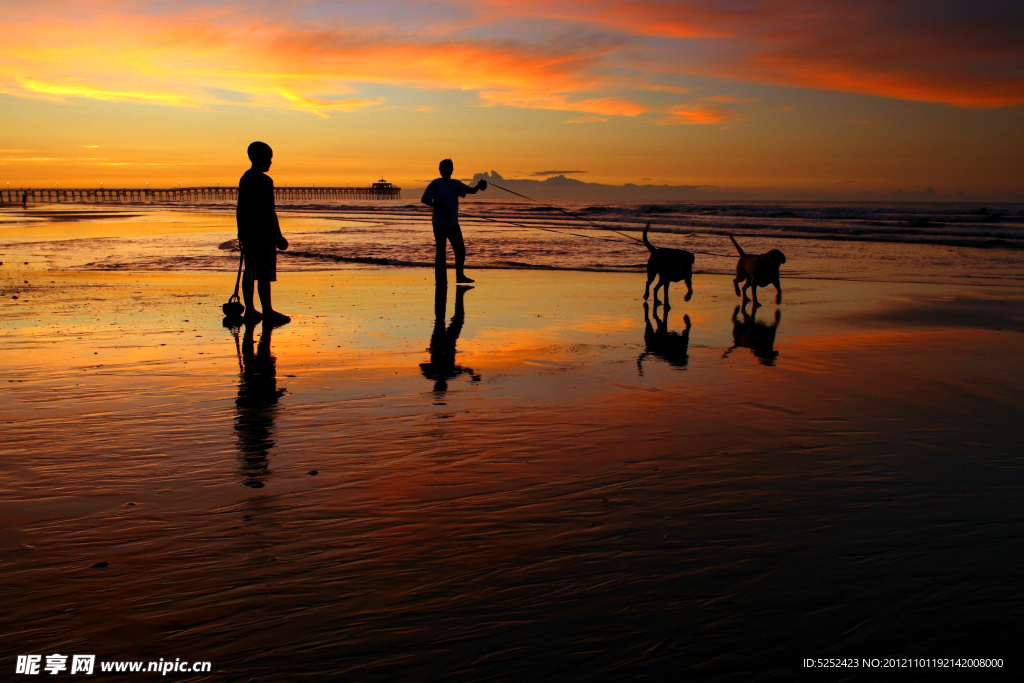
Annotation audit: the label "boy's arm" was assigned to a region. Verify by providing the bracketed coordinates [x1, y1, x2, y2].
[464, 179, 487, 195]
[274, 213, 288, 250]
[421, 181, 452, 222]
[236, 173, 248, 246]
[421, 182, 435, 209]
[267, 176, 288, 250]
[236, 210, 245, 246]
[271, 203, 287, 250]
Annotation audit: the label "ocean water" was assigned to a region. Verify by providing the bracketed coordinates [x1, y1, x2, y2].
[1, 200, 1022, 285]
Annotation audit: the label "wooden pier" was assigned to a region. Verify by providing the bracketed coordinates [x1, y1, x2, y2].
[0, 184, 401, 205]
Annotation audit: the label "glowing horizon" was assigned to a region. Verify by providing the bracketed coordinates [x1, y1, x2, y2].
[1, 0, 1021, 197]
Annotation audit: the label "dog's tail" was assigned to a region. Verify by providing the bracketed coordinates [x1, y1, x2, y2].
[643, 223, 655, 253]
[729, 234, 744, 256]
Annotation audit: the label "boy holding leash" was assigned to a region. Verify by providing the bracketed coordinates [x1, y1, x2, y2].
[421, 159, 486, 285]
[237, 141, 290, 325]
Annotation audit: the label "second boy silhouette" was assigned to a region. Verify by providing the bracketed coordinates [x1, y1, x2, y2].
[421, 159, 486, 285]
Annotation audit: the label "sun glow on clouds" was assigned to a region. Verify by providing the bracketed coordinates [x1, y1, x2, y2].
[2, 0, 1019, 121]
[0, 1, 1020, 191]
[0, 5, 647, 119]
[17, 78, 196, 108]
[484, 0, 1024, 108]
[661, 104, 732, 125]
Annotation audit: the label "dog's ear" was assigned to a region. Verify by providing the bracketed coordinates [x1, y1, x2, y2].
[687, 251, 695, 264]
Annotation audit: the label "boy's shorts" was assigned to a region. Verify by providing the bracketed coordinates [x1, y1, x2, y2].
[432, 223, 464, 244]
[243, 243, 277, 282]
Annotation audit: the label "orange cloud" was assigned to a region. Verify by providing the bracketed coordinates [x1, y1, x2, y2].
[700, 95, 753, 104]
[660, 104, 732, 125]
[641, 84, 694, 94]
[479, 0, 1024, 107]
[479, 92, 644, 116]
[730, 53, 1024, 108]
[479, 0, 726, 39]
[0, 6, 642, 118]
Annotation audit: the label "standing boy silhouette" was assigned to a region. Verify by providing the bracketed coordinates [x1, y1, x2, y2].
[237, 141, 289, 325]
[421, 159, 486, 284]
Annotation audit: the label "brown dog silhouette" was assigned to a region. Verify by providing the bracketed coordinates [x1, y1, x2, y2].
[730, 234, 785, 306]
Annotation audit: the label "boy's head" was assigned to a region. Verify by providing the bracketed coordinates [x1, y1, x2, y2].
[439, 159, 453, 179]
[247, 141, 273, 171]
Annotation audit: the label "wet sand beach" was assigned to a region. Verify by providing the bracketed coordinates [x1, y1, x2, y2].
[1, 207, 1023, 680]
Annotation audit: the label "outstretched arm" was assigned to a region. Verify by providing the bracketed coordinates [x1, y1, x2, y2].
[465, 179, 487, 194]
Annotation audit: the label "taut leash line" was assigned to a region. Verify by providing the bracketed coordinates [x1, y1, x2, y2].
[484, 182, 733, 256]
[488, 182, 645, 244]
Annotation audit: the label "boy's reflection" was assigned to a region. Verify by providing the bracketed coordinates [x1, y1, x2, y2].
[234, 320, 285, 488]
[724, 304, 781, 365]
[638, 302, 691, 374]
[420, 285, 479, 395]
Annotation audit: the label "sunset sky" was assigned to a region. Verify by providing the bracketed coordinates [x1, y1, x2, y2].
[1, 0, 1021, 196]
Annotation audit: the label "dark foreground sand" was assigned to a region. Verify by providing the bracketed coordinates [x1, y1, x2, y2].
[1, 267, 1022, 681]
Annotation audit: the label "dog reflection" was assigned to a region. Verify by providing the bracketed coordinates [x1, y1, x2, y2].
[638, 302, 691, 373]
[724, 304, 781, 366]
[234, 321, 285, 488]
[420, 285, 480, 395]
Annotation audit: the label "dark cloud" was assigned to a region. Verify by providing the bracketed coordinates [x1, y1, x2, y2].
[531, 170, 587, 176]
[507, 0, 1024, 106]
[640, 0, 1024, 106]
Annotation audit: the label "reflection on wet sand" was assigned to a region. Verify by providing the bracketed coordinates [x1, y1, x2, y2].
[725, 304, 781, 365]
[420, 285, 480, 396]
[4, 269, 1024, 681]
[638, 302, 691, 373]
[234, 321, 285, 488]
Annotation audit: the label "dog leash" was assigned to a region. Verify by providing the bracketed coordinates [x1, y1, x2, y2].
[464, 213, 635, 244]
[688, 249, 733, 257]
[489, 182, 645, 244]
[231, 250, 243, 299]
[487, 182, 734, 256]
[222, 249, 245, 317]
